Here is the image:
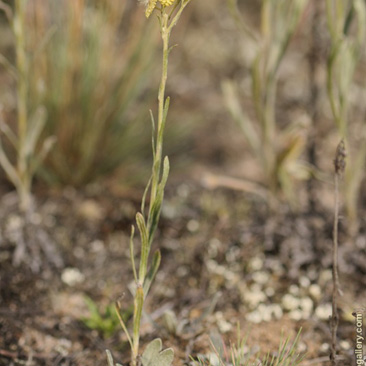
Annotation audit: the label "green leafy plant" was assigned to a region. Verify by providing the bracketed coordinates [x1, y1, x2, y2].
[81, 296, 129, 339]
[192, 328, 305, 366]
[25, 0, 158, 186]
[326, 0, 366, 231]
[0, 0, 54, 212]
[106, 1, 192, 366]
[224, 0, 309, 206]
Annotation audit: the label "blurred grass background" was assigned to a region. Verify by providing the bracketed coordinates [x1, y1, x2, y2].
[0, 0, 365, 219]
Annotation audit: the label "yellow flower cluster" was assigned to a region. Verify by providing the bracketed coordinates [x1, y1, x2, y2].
[145, 0, 176, 18]
[160, 0, 175, 5]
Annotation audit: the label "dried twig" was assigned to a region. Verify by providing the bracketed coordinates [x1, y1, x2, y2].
[330, 139, 346, 366]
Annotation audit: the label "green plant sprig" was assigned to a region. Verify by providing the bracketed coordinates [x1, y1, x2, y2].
[108, 2, 192, 366]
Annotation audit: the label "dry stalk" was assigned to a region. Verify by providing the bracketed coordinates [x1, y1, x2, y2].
[330, 139, 346, 366]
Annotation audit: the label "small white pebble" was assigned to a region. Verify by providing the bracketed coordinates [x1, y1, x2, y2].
[319, 270, 332, 285]
[289, 309, 303, 321]
[299, 276, 311, 288]
[215, 312, 233, 333]
[300, 297, 313, 314]
[187, 219, 199, 233]
[207, 353, 220, 366]
[246, 310, 262, 324]
[177, 266, 188, 277]
[320, 343, 330, 352]
[244, 289, 266, 308]
[55, 338, 72, 356]
[249, 257, 263, 271]
[269, 304, 283, 319]
[224, 270, 238, 283]
[309, 284, 322, 300]
[298, 341, 307, 353]
[6, 215, 23, 232]
[91, 240, 104, 253]
[61, 268, 85, 286]
[315, 303, 332, 320]
[282, 294, 301, 311]
[252, 271, 270, 285]
[226, 246, 240, 263]
[265, 287, 275, 297]
[289, 284, 300, 295]
[340, 340, 351, 350]
[257, 303, 272, 322]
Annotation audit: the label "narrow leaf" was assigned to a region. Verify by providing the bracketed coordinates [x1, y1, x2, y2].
[115, 302, 133, 351]
[106, 350, 115, 366]
[0, 142, 20, 188]
[150, 109, 156, 156]
[143, 249, 161, 297]
[136, 212, 149, 280]
[129, 225, 137, 283]
[0, 53, 18, 80]
[25, 106, 47, 157]
[141, 175, 152, 214]
[0, 121, 18, 148]
[160, 156, 170, 188]
[29, 136, 56, 176]
[136, 212, 148, 246]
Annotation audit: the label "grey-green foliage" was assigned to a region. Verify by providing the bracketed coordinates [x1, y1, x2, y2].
[326, 0, 366, 227]
[193, 329, 305, 366]
[224, 0, 309, 205]
[106, 350, 123, 366]
[105, 339, 174, 366]
[141, 338, 174, 366]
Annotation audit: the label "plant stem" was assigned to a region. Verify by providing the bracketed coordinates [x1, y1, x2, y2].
[307, 1, 324, 213]
[330, 140, 346, 366]
[14, 0, 31, 213]
[330, 171, 339, 366]
[132, 10, 171, 366]
[150, 13, 170, 206]
[128, 4, 191, 365]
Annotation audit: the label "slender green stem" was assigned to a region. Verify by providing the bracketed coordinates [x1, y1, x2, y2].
[150, 13, 170, 206]
[132, 285, 144, 366]
[126, 4, 192, 366]
[131, 8, 173, 366]
[14, 0, 31, 212]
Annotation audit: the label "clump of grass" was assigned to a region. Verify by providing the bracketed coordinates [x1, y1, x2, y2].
[0, 0, 63, 271]
[26, 0, 158, 186]
[192, 328, 305, 366]
[224, 0, 309, 207]
[0, 0, 54, 213]
[106, 1, 192, 366]
[326, 0, 366, 232]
